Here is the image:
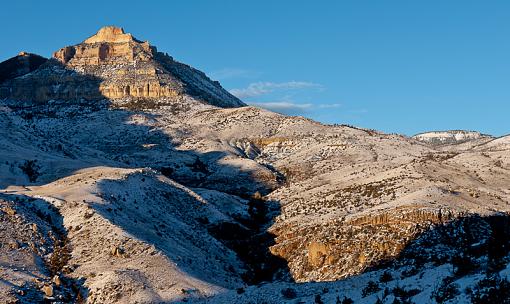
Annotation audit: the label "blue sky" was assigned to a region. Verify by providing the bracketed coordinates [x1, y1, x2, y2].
[1, 1, 509, 136]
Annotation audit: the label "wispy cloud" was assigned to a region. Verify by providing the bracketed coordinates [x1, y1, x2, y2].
[230, 81, 323, 98]
[209, 68, 261, 80]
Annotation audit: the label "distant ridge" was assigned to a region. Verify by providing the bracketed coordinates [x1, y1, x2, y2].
[0, 52, 47, 84]
[412, 130, 494, 145]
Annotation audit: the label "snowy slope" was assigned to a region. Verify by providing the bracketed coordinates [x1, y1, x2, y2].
[1, 27, 509, 304]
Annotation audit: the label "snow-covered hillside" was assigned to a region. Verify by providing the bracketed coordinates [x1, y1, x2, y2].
[413, 130, 493, 146]
[1, 27, 510, 304]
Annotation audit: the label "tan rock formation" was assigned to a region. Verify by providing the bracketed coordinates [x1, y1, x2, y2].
[307, 242, 329, 267]
[1, 26, 244, 107]
[50, 26, 202, 101]
[84, 26, 135, 44]
[269, 206, 464, 282]
[53, 28, 152, 66]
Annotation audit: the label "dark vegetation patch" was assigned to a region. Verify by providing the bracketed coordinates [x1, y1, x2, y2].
[19, 160, 41, 183]
[208, 195, 289, 285]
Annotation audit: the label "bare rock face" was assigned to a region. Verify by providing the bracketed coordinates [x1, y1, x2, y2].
[52, 26, 152, 67]
[0, 26, 244, 108]
[270, 207, 459, 281]
[83, 26, 136, 44]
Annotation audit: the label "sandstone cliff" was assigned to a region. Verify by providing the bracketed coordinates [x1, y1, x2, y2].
[0, 26, 244, 108]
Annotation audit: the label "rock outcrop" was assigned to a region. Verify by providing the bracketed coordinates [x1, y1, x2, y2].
[413, 130, 493, 145]
[0, 26, 244, 108]
[83, 26, 138, 44]
[270, 207, 461, 281]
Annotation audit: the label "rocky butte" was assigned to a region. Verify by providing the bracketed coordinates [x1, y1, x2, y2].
[0, 26, 244, 107]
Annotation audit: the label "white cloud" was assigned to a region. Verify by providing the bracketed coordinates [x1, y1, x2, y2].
[230, 81, 323, 98]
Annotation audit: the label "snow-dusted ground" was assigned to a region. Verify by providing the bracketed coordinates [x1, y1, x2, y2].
[0, 98, 509, 303]
[412, 130, 493, 146]
[1, 27, 509, 303]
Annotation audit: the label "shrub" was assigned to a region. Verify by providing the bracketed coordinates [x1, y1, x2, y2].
[336, 296, 354, 304]
[281, 288, 297, 299]
[432, 277, 459, 303]
[190, 157, 209, 174]
[314, 294, 324, 304]
[471, 275, 510, 304]
[392, 286, 420, 299]
[160, 166, 174, 177]
[19, 159, 40, 182]
[362, 281, 381, 297]
[380, 271, 393, 283]
[452, 255, 478, 276]
[401, 266, 420, 278]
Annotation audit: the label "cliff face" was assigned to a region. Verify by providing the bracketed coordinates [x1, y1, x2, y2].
[0, 26, 244, 108]
[270, 207, 460, 282]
